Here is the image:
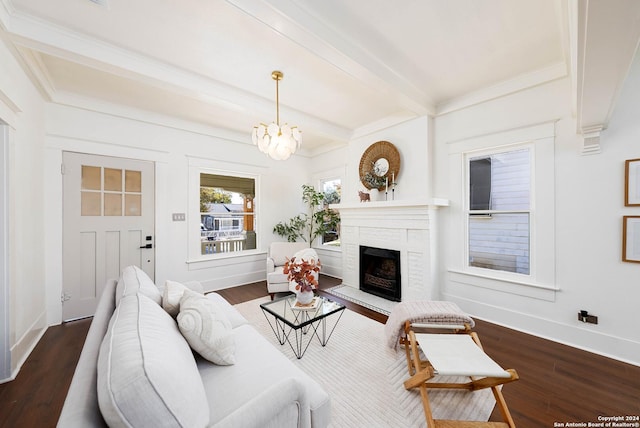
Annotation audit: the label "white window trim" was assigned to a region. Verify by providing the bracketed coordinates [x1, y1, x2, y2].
[446, 122, 557, 299]
[187, 157, 262, 263]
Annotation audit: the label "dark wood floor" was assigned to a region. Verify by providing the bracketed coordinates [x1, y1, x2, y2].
[1, 275, 638, 427]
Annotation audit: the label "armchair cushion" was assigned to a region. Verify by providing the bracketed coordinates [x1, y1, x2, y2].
[267, 243, 320, 296]
[269, 242, 309, 267]
[293, 248, 319, 263]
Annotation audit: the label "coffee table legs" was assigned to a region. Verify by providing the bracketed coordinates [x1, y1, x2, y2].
[262, 309, 345, 359]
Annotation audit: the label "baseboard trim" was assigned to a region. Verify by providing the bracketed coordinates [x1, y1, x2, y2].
[443, 293, 640, 367]
[10, 310, 48, 377]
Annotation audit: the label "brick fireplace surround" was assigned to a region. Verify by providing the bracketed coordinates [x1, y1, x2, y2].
[332, 199, 448, 302]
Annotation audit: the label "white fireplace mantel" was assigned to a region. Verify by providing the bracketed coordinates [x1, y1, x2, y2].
[331, 198, 448, 302]
[330, 198, 449, 211]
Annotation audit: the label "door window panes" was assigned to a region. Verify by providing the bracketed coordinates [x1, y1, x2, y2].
[81, 166, 101, 190]
[125, 194, 141, 216]
[81, 165, 142, 217]
[104, 193, 122, 216]
[125, 170, 141, 192]
[81, 192, 101, 216]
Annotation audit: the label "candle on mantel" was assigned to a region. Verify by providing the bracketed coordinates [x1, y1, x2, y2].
[385, 177, 388, 192]
[392, 172, 395, 184]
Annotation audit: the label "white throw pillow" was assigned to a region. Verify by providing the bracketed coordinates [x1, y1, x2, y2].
[97, 293, 210, 428]
[162, 280, 187, 317]
[293, 248, 319, 263]
[115, 265, 162, 306]
[177, 289, 236, 365]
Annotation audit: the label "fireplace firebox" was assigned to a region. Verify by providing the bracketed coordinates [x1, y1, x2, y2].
[359, 246, 401, 301]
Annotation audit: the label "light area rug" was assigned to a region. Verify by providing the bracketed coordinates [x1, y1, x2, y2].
[325, 285, 399, 316]
[234, 297, 496, 428]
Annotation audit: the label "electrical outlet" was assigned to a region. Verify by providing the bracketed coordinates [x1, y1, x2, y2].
[578, 310, 598, 324]
[172, 213, 186, 221]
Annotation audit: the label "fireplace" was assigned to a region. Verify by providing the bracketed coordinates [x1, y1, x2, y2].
[359, 246, 401, 301]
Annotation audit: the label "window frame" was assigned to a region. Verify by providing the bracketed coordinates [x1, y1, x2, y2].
[464, 144, 533, 277]
[447, 122, 557, 300]
[188, 161, 261, 263]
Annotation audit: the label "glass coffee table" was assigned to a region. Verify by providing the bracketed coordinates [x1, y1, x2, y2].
[260, 294, 346, 359]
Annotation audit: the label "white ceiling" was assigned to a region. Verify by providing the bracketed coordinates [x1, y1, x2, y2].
[0, 0, 638, 155]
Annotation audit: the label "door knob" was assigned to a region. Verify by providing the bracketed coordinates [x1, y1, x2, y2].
[139, 243, 153, 249]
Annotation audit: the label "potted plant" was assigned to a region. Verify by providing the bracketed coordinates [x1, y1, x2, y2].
[283, 256, 321, 305]
[273, 184, 340, 244]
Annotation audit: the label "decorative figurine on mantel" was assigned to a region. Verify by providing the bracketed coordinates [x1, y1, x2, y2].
[358, 190, 370, 202]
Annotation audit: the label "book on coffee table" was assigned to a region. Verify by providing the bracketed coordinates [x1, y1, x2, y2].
[291, 297, 320, 311]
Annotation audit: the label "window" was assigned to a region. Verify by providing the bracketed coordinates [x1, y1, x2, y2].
[467, 147, 531, 275]
[449, 122, 556, 298]
[320, 178, 341, 247]
[199, 173, 256, 255]
[469, 157, 491, 211]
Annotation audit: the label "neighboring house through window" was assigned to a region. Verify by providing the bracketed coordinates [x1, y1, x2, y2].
[199, 173, 256, 256]
[467, 148, 530, 275]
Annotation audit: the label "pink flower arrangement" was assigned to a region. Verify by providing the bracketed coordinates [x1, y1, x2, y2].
[283, 257, 321, 293]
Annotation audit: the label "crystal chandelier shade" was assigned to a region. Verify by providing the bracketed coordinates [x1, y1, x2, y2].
[251, 71, 302, 161]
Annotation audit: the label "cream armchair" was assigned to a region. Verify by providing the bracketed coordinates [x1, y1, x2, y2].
[266, 242, 320, 299]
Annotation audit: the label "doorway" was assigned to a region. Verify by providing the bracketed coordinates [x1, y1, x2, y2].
[62, 152, 155, 321]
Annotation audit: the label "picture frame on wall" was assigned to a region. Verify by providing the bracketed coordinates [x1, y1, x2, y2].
[622, 216, 640, 263]
[624, 158, 640, 206]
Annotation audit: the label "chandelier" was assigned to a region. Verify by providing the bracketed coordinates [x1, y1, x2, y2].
[251, 71, 302, 160]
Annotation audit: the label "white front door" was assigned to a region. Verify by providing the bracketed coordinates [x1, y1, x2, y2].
[62, 152, 155, 321]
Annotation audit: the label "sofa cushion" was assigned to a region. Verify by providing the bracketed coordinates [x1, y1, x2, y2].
[97, 293, 209, 428]
[115, 265, 162, 306]
[198, 324, 330, 427]
[177, 289, 236, 365]
[163, 280, 207, 317]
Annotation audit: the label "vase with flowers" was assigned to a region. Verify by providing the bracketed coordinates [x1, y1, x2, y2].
[283, 256, 321, 305]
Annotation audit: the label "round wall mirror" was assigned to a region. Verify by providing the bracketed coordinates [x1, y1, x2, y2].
[359, 141, 401, 190]
[373, 158, 389, 176]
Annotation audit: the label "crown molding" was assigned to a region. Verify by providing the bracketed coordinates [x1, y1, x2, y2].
[13, 46, 55, 100]
[51, 90, 252, 146]
[436, 62, 568, 116]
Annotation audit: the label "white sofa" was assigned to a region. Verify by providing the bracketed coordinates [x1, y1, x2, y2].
[57, 266, 330, 428]
[266, 242, 319, 299]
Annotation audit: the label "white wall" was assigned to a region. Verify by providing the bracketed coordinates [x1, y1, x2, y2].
[434, 59, 640, 365]
[309, 117, 433, 279]
[43, 103, 314, 323]
[0, 35, 47, 380]
[345, 117, 431, 204]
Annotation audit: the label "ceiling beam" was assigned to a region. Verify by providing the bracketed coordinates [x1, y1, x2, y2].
[573, 0, 640, 154]
[2, 7, 353, 142]
[225, 0, 434, 117]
